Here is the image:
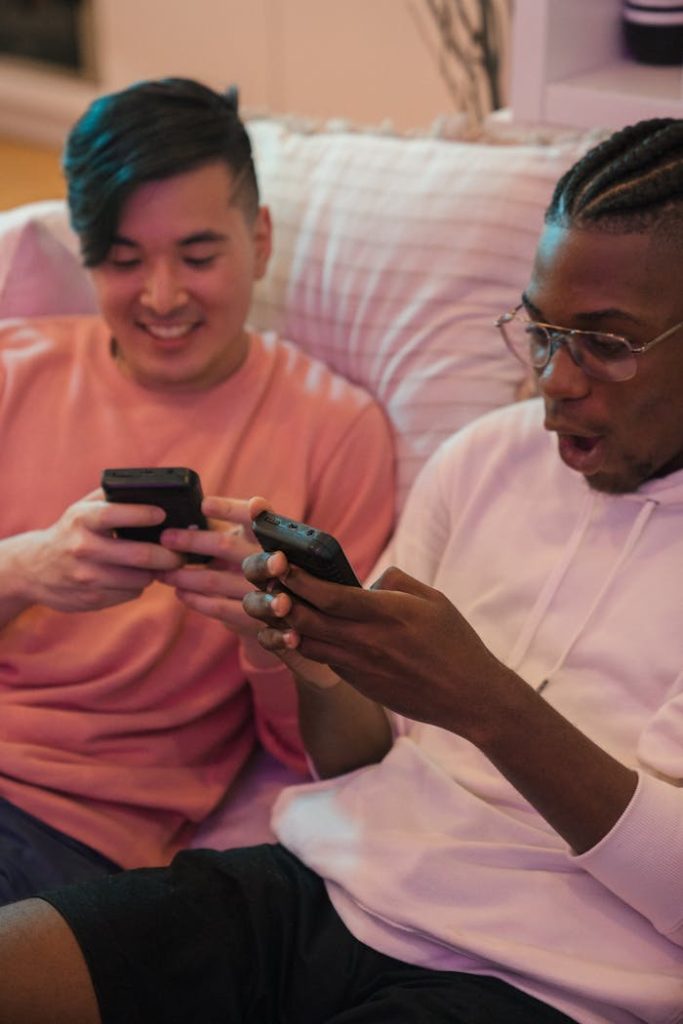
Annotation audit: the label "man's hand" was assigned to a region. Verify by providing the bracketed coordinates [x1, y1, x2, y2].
[158, 497, 282, 664]
[241, 511, 393, 777]
[243, 556, 515, 743]
[244, 551, 641, 851]
[4, 489, 184, 615]
[242, 546, 343, 690]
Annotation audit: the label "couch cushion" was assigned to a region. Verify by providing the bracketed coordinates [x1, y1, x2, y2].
[247, 120, 595, 511]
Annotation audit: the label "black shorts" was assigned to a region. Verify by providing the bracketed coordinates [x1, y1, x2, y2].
[42, 843, 576, 1024]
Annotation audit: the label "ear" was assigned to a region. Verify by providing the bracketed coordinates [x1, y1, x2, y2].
[252, 205, 272, 280]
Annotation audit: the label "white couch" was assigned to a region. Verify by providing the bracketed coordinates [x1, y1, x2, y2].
[0, 115, 597, 849]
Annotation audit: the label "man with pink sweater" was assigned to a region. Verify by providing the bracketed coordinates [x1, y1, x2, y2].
[0, 78, 394, 899]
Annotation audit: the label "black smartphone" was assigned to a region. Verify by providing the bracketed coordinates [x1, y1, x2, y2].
[252, 510, 361, 587]
[101, 466, 210, 564]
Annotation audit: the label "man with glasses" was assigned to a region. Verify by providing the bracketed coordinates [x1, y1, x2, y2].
[0, 119, 681, 1024]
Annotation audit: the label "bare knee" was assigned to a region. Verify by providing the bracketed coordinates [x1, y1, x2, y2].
[0, 898, 100, 1024]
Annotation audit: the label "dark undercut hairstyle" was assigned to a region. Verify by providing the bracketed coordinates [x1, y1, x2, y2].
[63, 77, 260, 267]
[545, 118, 683, 240]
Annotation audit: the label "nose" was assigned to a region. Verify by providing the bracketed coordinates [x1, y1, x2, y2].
[140, 261, 188, 315]
[536, 339, 591, 401]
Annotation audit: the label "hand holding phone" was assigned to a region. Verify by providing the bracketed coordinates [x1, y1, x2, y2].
[101, 466, 210, 564]
[252, 510, 361, 587]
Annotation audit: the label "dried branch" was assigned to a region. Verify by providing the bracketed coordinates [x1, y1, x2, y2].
[409, 0, 509, 127]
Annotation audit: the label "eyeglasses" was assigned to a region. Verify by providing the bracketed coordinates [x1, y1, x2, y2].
[495, 304, 683, 383]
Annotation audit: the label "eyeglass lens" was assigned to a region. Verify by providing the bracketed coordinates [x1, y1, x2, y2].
[503, 317, 637, 382]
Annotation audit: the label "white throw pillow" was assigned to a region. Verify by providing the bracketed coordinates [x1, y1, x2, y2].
[247, 120, 594, 511]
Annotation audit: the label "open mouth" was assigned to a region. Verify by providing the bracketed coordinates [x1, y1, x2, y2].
[557, 433, 605, 474]
[571, 435, 598, 453]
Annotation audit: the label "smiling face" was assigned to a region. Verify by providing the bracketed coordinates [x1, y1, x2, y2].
[527, 222, 683, 493]
[90, 160, 272, 392]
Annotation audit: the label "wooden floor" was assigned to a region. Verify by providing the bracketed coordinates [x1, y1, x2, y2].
[0, 136, 66, 211]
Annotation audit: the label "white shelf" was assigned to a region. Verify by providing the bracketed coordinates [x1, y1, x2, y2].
[0, 57, 99, 147]
[510, 0, 683, 130]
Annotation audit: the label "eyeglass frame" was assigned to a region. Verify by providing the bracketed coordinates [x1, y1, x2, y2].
[495, 303, 683, 382]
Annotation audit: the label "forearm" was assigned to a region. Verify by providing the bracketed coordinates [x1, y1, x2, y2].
[238, 641, 308, 773]
[470, 667, 638, 854]
[295, 676, 393, 779]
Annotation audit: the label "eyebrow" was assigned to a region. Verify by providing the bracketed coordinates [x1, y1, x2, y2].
[111, 230, 228, 248]
[521, 291, 642, 327]
[179, 231, 228, 247]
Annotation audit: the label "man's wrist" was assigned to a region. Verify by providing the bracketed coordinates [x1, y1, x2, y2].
[456, 663, 534, 752]
[294, 664, 343, 691]
[0, 533, 39, 624]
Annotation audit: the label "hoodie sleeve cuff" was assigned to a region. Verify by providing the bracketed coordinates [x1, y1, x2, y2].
[575, 771, 683, 944]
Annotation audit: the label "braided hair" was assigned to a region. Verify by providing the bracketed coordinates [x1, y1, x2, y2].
[63, 77, 260, 266]
[545, 118, 683, 236]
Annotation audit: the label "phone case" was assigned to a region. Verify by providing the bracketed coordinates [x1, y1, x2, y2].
[101, 467, 209, 562]
[252, 511, 361, 587]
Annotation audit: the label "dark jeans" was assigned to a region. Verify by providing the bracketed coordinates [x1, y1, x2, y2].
[43, 843, 577, 1024]
[0, 797, 119, 906]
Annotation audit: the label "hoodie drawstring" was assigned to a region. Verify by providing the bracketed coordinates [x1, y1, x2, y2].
[507, 493, 659, 690]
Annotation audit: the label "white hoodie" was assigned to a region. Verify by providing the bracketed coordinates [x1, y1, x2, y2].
[274, 398, 683, 1024]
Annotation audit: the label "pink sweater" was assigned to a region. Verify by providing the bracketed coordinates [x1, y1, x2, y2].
[0, 316, 394, 868]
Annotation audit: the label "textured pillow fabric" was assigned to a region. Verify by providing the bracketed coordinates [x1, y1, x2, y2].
[247, 120, 594, 511]
[0, 200, 97, 317]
